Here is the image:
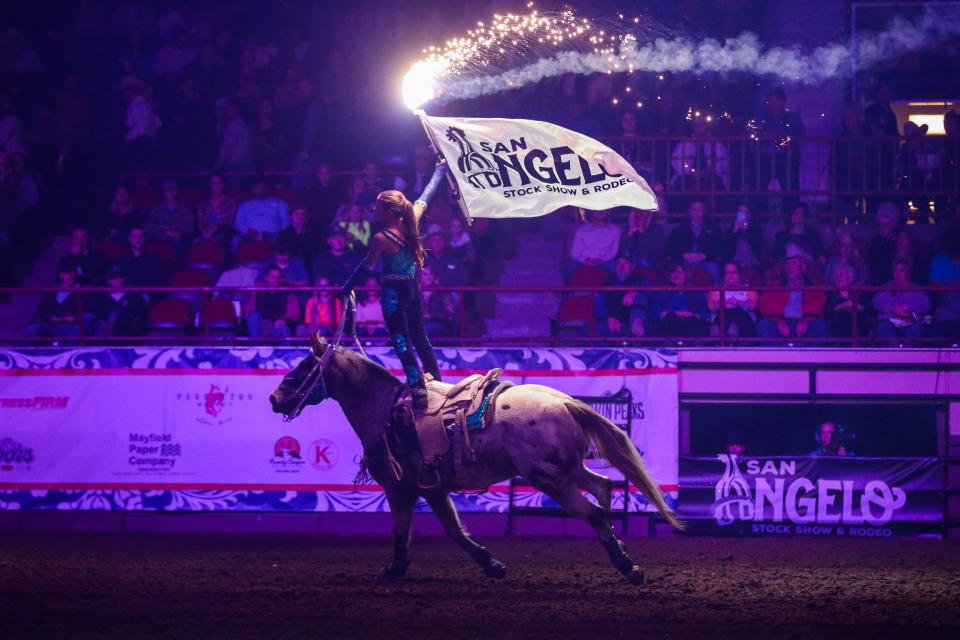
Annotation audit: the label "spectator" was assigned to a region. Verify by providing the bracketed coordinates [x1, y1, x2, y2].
[930, 231, 960, 342]
[154, 29, 196, 79]
[102, 184, 142, 241]
[276, 207, 314, 265]
[266, 241, 309, 286]
[721, 204, 764, 269]
[312, 229, 356, 285]
[404, 146, 436, 199]
[120, 76, 160, 170]
[809, 421, 854, 456]
[116, 227, 166, 287]
[334, 202, 372, 251]
[897, 121, 944, 200]
[425, 228, 468, 287]
[757, 247, 828, 341]
[197, 174, 237, 240]
[872, 257, 932, 341]
[421, 265, 458, 337]
[772, 203, 822, 262]
[596, 256, 650, 337]
[670, 115, 729, 192]
[234, 178, 290, 242]
[361, 160, 383, 196]
[246, 265, 299, 338]
[96, 266, 148, 337]
[652, 262, 709, 338]
[253, 99, 288, 169]
[215, 99, 253, 174]
[824, 264, 870, 340]
[448, 217, 475, 264]
[868, 202, 900, 284]
[26, 259, 94, 339]
[621, 207, 666, 269]
[57, 227, 105, 285]
[666, 200, 721, 282]
[893, 229, 927, 285]
[333, 176, 374, 223]
[144, 179, 195, 246]
[835, 104, 871, 203]
[569, 209, 621, 274]
[303, 162, 338, 231]
[214, 261, 259, 317]
[824, 230, 868, 285]
[355, 276, 387, 337]
[0, 93, 26, 156]
[724, 428, 750, 456]
[864, 83, 898, 137]
[708, 262, 758, 339]
[296, 276, 342, 337]
[753, 88, 805, 197]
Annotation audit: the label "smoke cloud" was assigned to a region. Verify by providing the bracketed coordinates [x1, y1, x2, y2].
[433, 6, 960, 104]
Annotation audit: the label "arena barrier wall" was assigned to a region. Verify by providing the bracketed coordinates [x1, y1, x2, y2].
[679, 455, 944, 539]
[0, 347, 678, 514]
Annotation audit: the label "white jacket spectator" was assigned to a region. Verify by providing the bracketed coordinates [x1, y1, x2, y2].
[570, 210, 621, 265]
[670, 118, 729, 189]
[122, 78, 160, 141]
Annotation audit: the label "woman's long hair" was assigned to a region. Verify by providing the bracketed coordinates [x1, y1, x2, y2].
[377, 190, 425, 267]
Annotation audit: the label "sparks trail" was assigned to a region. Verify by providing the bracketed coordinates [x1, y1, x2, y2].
[403, 5, 960, 108]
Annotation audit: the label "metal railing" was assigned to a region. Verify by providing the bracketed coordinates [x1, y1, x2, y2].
[2, 284, 958, 348]
[113, 135, 959, 224]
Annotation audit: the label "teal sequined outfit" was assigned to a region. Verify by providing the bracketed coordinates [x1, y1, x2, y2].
[377, 230, 441, 387]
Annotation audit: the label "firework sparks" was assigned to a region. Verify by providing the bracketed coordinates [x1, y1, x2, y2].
[401, 4, 960, 111]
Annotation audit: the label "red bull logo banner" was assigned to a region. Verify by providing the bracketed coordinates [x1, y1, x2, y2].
[678, 456, 944, 539]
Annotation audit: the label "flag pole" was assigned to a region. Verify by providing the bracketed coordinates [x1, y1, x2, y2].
[415, 110, 472, 225]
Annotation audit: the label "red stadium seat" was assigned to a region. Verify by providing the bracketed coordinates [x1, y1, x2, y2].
[634, 267, 659, 286]
[170, 269, 211, 314]
[200, 299, 239, 335]
[739, 266, 763, 287]
[99, 240, 131, 263]
[145, 241, 178, 264]
[689, 267, 714, 286]
[185, 240, 226, 272]
[568, 265, 608, 288]
[148, 299, 193, 334]
[235, 240, 273, 268]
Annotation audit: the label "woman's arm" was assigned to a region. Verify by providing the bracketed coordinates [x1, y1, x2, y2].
[340, 233, 389, 296]
[412, 162, 448, 226]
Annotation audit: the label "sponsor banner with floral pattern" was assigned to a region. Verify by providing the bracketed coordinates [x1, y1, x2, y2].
[0, 347, 677, 512]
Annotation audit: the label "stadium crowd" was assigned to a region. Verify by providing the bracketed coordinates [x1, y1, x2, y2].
[0, 0, 957, 344]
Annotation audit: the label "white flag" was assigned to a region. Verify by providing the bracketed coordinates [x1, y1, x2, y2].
[420, 114, 658, 220]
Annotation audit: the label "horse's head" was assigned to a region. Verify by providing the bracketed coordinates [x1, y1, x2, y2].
[269, 334, 331, 418]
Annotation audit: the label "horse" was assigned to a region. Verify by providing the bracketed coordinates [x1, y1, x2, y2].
[269, 336, 683, 584]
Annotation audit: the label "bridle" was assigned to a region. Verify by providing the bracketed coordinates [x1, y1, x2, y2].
[282, 291, 367, 422]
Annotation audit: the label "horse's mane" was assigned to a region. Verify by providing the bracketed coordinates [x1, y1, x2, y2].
[335, 347, 404, 391]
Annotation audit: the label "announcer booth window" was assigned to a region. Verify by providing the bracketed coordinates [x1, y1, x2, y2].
[687, 404, 940, 457]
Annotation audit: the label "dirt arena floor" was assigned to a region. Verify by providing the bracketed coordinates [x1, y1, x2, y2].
[0, 532, 958, 639]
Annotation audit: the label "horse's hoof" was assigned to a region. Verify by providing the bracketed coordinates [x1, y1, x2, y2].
[625, 566, 645, 585]
[376, 562, 408, 581]
[483, 559, 507, 579]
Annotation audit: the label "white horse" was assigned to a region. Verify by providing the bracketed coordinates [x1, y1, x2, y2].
[270, 337, 683, 584]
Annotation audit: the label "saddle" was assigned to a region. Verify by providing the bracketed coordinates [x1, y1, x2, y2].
[403, 368, 514, 489]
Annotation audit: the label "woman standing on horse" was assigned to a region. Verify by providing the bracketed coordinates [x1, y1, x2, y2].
[341, 161, 448, 405]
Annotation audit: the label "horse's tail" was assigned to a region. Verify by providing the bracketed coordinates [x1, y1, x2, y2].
[565, 400, 685, 531]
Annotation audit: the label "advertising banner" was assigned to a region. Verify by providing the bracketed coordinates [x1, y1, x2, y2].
[0, 347, 678, 513]
[678, 455, 944, 538]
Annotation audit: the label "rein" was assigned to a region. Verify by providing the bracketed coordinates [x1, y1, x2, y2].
[282, 291, 368, 422]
